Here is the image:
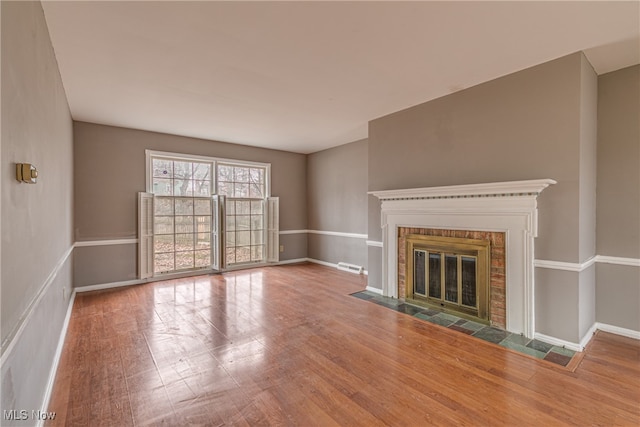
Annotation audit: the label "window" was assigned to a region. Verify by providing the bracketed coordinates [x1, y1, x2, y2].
[152, 159, 212, 197]
[151, 158, 213, 274]
[153, 197, 212, 273]
[224, 199, 264, 265]
[217, 163, 265, 198]
[140, 150, 277, 278]
[217, 163, 266, 266]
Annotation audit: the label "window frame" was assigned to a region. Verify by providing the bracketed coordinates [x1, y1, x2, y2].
[152, 195, 214, 274]
[145, 150, 271, 197]
[144, 149, 273, 274]
[224, 197, 266, 266]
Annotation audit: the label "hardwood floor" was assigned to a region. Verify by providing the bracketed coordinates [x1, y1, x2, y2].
[47, 263, 640, 426]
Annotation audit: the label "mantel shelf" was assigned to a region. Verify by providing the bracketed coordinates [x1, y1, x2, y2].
[368, 179, 556, 201]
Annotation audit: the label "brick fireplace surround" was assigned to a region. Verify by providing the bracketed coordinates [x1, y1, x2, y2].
[398, 227, 506, 329]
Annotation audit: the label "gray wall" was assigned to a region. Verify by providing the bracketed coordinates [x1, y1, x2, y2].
[577, 55, 598, 339]
[73, 121, 307, 286]
[595, 65, 640, 331]
[596, 65, 640, 259]
[367, 52, 598, 342]
[307, 139, 368, 268]
[1, 0, 74, 420]
[369, 53, 587, 263]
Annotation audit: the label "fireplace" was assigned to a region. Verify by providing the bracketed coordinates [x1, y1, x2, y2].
[370, 179, 555, 338]
[400, 229, 507, 328]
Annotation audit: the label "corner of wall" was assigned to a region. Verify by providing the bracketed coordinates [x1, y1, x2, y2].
[595, 64, 640, 333]
[576, 53, 598, 342]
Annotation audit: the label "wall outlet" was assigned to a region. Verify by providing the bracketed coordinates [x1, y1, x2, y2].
[279, 245, 284, 253]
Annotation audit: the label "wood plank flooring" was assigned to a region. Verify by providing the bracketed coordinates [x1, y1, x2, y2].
[47, 263, 640, 426]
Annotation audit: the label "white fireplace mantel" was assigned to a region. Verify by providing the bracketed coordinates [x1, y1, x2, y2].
[369, 179, 556, 338]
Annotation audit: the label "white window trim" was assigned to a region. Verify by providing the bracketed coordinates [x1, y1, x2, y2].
[142, 149, 274, 276]
[145, 149, 271, 197]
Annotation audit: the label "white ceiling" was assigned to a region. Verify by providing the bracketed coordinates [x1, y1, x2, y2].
[42, 1, 640, 154]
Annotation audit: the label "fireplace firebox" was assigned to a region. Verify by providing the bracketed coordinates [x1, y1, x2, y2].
[406, 234, 490, 322]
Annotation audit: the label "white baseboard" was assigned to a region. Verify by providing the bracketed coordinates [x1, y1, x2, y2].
[595, 322, 640, 340]
[75, 268, 224, 293]
[365, 286, 383, 295]
[39, 290, 76, 425]
[306, 258, 338, 268]
[535, 322, 640, 353]
[277, 258, 308, 265]
[75, 278, 147, 293]
[533, 332, 583, 352]
[75, 259, 360, 292]
[579, 323, 599, 350]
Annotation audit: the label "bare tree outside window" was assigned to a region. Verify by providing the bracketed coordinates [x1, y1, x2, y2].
[151, 158, 213, 274]
[218, 164, 266, 265]
[148, 154, 269, 274]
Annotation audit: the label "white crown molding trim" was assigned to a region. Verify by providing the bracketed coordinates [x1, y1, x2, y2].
[39, 291, 76, 426]
[365, 286, 383, 295]
[74, 238, 138, 247]
[307, 230, 368, 239]
[369, 179, 557, 201]
[595, 322, 640, 340]
[534, 332, 583, 352]
[366, 240, 383, 248]
[1, 245, 74, 362]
